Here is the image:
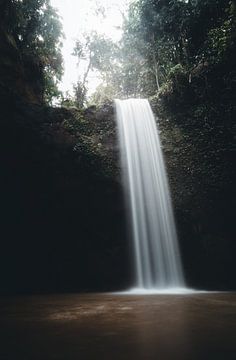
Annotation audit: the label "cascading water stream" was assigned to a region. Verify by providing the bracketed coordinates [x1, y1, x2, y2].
[115, 99, 185, 291]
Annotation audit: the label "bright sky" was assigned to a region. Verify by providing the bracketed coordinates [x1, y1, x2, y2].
[50, 0, 129, 95]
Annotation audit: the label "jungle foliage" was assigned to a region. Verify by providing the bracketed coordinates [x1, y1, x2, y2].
[90, 0, 236, 99]
[0, 0, 63, 103]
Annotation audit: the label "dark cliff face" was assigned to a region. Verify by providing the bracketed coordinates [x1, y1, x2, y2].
[0, 88, 131, 294]
[151, 96, 235, 291]
[0, 83, 235, 293]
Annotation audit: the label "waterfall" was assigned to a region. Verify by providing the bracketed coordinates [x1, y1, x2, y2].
[115, 99, 185, 290]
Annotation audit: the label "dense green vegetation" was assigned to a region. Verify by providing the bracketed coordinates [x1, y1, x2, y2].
[90, 0, 235, 98]
[0, 0, 63, 103]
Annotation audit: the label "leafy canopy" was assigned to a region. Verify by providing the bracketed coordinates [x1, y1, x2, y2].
[3, 0, 64, 103]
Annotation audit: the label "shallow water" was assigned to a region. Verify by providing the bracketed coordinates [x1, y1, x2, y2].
[0, 293, 235, 359]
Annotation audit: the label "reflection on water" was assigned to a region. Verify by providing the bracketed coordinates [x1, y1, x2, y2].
[117, 287, 199, 294]
[0, 293, 235, 359]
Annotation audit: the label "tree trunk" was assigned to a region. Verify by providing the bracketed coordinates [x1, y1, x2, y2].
[152, 53, 160, 91]
[83, 54, 92, 88]
[151, 34, 160, 91]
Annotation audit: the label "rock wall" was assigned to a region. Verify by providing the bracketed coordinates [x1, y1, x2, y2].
[0, 88, 131, 294]
[151, 97, 235, 290]
[0, 84, 235, 293]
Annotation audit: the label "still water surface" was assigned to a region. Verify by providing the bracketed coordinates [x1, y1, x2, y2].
[0, 293, 235, 359]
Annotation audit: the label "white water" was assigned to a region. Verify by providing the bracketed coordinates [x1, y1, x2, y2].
[115, 99, 185, 292]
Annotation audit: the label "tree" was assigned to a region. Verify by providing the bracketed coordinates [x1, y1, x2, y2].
[1, 0, 63, 103]
[105, 0, 235, 98]
[73, 31, 118, 106]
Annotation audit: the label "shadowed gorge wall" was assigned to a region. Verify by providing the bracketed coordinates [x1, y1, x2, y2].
[0, 88, 130, 294]
[0, 84, 235, 293]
